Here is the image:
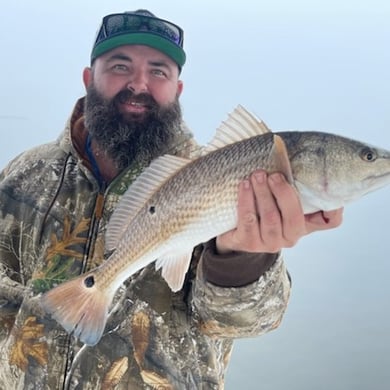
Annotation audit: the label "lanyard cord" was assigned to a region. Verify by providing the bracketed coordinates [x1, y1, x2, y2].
[85, 133, 106, 188]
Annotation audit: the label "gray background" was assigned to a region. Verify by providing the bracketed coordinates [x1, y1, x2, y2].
[1, 1, 389, 389]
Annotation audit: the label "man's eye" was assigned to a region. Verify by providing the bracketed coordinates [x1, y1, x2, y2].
[152, 69, 166, 77]
[113, 64, 128, 71]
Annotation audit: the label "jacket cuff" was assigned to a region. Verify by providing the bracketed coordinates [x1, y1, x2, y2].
[201, 239, 279, 287]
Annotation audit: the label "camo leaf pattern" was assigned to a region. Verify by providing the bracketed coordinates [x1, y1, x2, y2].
[31, 217, 90, 293]
[9, 316, 48, 371]
[102, 356, 129, 390]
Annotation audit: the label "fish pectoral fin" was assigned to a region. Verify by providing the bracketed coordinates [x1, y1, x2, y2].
[155, 252, 193, 292]
[270, 134, 294, 184]
[41, 273, 112, 346]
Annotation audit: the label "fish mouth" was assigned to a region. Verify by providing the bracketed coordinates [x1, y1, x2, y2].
[362, 171, 390, 192]
[337, 171, 390, 205]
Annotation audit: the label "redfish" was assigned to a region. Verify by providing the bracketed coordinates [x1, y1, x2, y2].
[41, 106, 390, 345]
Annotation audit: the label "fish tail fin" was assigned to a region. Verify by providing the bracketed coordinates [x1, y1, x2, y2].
[41, 273, 113, 346]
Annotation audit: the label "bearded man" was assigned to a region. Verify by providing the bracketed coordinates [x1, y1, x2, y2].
[0, 9, 342, 389]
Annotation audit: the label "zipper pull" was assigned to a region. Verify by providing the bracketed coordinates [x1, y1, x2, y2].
[94, 191, 105, 220]
[94, 180, 107, 220]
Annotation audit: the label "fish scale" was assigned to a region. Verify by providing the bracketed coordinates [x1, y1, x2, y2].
[41, 105, 390, 346]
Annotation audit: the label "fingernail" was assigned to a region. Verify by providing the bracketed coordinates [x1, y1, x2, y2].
[243, 179, 251, 189]
[254, 171, 266, 184]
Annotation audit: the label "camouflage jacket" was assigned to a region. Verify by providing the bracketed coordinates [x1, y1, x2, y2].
[0, 98, 291, 390]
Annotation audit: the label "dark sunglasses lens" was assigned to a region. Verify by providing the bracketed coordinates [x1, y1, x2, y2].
[147, 19, 181, 44]
[105, 14, 141, 34]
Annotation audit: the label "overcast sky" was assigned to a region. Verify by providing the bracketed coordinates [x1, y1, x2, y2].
[1, 0, 389, 389]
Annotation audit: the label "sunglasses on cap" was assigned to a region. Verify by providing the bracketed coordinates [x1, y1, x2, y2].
[94, 12, 184, 48]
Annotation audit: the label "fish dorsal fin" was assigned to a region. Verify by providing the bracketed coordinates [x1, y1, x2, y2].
[205, 105, 272, 153]
[271, 134, 294, 184]
[105, 154, 191, 251]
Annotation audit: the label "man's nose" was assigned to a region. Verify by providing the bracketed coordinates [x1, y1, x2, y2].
[126, 71, 149, 94]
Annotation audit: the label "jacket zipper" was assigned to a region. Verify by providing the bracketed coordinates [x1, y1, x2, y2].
[62, 182, 106, 390]
[63, 134, 108, 388]
[80, 182, 106, 273]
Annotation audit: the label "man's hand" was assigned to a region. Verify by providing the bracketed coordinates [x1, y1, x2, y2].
[216, 170, 343, 255]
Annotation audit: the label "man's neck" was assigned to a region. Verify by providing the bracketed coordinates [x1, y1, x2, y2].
[90, 137, 120, 183]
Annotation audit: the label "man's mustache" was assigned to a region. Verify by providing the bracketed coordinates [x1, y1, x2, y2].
[115, 89, 158, 108]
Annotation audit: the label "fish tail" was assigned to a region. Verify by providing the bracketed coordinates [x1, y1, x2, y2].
[41, 273, 113, 346]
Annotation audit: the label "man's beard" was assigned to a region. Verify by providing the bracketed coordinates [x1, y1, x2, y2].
[84, 84, 183, 171]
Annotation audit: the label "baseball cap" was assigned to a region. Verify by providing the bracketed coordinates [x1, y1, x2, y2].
[91, 10, 186, 70]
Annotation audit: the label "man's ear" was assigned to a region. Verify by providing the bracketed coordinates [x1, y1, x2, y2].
[177, 80, 184, 97]
[83, 67, 92, 88]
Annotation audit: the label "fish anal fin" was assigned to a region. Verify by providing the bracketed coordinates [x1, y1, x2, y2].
[205, 105, 271, 153]
[155, 252, 193, 292]
[270, 135, 294, 184]
[41, 274, 112, 346]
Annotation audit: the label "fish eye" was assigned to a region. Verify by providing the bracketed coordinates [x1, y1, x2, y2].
[360, 147, 377, 162]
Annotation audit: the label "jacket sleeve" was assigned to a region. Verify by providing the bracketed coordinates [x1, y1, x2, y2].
[0, 162, 31, 313]
[191, 240, 291, 339]
[0, 211, 27, 312]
